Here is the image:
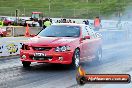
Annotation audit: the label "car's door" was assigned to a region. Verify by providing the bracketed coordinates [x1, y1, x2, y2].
[80, 26, 91, 60]
[85, 26, 101, 57]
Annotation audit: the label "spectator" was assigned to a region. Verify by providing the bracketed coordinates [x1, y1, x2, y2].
[69, 19, 72, 23]
[63, 19, 67, 23]
[66, 20, 69, 23]
[83, 20, 89, 25]
[86, 20, 89, 25]
[56, 20, 59, 23]
[38, 18, 43, 27]
[61, 19, 63, 23]
[50, 19, 52, 23]
[59, 20, 61, 23]
[73, 21, 75, 23]
[83, 20, 86, 24]
[0, 20, 3, 27]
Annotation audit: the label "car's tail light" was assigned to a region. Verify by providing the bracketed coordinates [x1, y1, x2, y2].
[21, 44, 30, 50]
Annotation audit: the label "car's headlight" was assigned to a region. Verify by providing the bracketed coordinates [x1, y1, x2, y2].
[55, 46, 70, 52]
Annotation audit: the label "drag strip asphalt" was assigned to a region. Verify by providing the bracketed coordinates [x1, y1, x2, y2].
[0, 41, 132, 88]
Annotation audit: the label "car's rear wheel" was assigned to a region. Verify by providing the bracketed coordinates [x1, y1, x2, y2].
[22, 61, 31, 67]
[71, 49, 80, 69]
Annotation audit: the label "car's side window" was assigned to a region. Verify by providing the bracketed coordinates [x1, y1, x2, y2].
[82, 26, 89, 38]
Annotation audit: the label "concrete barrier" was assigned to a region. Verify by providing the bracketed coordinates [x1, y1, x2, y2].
[5, 26, 42, 37]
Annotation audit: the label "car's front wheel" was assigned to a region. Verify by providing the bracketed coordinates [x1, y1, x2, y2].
[22, 61, 31, 67]
[71, 49, 80, 69]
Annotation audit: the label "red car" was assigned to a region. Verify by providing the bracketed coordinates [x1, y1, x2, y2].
[1, 17, 14, 26]
[20, 23, 102, 69]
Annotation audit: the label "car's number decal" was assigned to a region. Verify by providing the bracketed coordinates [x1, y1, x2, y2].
[34, 53, 45, 57]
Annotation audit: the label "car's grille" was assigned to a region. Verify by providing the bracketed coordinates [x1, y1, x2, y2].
[32, 47, 52, 51]
[29, 55, 53, 60]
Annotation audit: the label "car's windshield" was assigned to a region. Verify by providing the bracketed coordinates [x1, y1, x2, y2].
[6, 17, 14, 21]
[38, 25, 80, 37]
[31, 14, 39, 19]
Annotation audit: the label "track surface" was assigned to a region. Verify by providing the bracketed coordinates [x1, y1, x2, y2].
[0, 41, 132, 88]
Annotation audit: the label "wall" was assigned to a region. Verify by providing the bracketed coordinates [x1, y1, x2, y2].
[6, 27, 42, 37]
[0, 37, 29, 57]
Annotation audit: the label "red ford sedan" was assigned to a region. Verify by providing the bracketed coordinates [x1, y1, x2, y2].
[20, 23, 102, 69]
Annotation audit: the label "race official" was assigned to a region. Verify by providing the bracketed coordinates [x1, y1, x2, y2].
[94, 17, 101, 31]
[43, 18, 51, 29]
[0, 20, 4, 27]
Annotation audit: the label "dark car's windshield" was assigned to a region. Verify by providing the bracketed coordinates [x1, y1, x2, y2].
[38, 25, 80, 37]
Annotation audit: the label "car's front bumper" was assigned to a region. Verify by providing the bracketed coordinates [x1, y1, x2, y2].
[20, 50, 74, 64]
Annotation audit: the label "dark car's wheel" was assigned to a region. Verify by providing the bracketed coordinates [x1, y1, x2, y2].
[94, 47, 102, 62]
[71, 49, 80, 69]
[22, 61, 31, 67]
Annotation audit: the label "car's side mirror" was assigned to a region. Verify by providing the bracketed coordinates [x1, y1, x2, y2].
[84, 35, 90, 39]
[80, 35, 90, 41]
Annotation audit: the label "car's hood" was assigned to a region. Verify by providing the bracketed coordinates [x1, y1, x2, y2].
[26, 36, 78, 47]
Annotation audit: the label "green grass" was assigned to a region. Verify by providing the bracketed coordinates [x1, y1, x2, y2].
[0, 0, 131, 18]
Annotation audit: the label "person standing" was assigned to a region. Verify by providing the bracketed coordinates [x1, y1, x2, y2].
[94, 17, 101, 31]
[73, 21, 75, 23]
[69, 19, 72, 23]
[86, 20, 89, 25]
[62, 19, 67, 23]
[43, 18, 51, 29]
[0, 20, 4, 27]
[83, 20, 89, 25]
[38, 18, 43, 27]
